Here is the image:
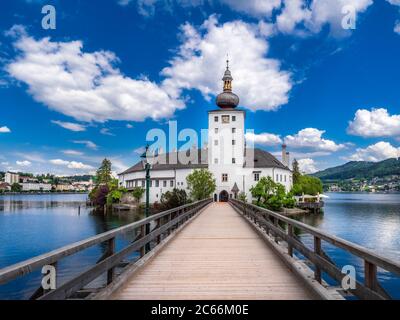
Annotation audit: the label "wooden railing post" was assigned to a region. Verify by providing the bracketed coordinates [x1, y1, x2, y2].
[287, 224, 293, 257]
[156, 218, 161, 244]
[365, 260, 377, 291]
[314, 236, 322, 283]
[140, 225, 146, 258]
[274, 218, 279, 243]
[107, 237, 115, 285]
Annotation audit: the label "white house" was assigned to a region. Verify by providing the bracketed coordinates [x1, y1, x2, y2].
[118, 62, 292, 203]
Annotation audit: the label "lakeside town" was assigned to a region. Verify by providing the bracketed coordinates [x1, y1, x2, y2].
[325, 176, 400, 193]
[0, 171, 94, 193]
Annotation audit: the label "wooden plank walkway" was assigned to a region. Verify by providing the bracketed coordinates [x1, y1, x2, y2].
[112, 202, 315, 300]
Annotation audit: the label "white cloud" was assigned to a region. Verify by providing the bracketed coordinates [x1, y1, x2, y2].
[245, 132, 282, 146]
[62, 150, 84, 156]
[126, 124, 133, 129]
[50, 159, 94, 170]
[51, 120, 86, 132]
[73, 140, 98, 150]
[162, 16, 292, 112]
[16, 160, 32, 167]
[285, 128, 345, 152]
[394, 21, 400, 35]
[298, 158, 318, 174]
[0, 126, 11, 133]
[100, 128, 115, 136]
[346, 141, 400, 162]
[347, 108, 400, 137]
[220, 0, 282, 17]
[7, 26, 184, 123]
[50, 159, 70, 166]
[276, 0, 311, 34]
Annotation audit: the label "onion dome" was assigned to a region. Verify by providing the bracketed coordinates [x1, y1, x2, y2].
[216, 59, 239, 109]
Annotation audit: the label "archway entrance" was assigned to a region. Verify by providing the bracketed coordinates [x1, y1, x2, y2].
[219, 190, 229, 202]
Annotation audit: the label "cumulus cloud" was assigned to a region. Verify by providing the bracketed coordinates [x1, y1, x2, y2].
[73, 140, 98, 150]
[298, 158, 318, 174]
[394, 21, 400, 35]
[100, 128, 115, 136]
[51, 120, 86, 132]
[162, 16, 292, 111]
[346, 141, 400, 162]
[285, 128, 345, 152]
[0, 126, 11, 133]
[16, 160, 32, 167]
[276, 0, 311, 34]
[220, 0, 282, 18]
[50, 159, 94, 170]
[245, 132, 282, 146]
[6, 26, 184, 123]
[347, 108, 400, 137]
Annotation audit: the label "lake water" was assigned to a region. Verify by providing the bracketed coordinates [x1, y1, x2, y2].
[297, 192, 400, 299]
[0, 193, 143, 300]
[0, 192, 399, 300]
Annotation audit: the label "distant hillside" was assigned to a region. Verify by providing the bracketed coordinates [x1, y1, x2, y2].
[313, 158, 400, 181]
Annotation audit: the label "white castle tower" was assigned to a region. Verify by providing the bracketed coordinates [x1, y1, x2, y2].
[208, 59, 245, 201]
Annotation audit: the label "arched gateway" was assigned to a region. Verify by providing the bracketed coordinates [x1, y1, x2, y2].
[219, 190, 229, 202]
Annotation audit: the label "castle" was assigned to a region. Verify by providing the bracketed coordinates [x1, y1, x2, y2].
[118, 62, 292, 203]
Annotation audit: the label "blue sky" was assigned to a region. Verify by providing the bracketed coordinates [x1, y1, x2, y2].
[1, 0, 400, 176]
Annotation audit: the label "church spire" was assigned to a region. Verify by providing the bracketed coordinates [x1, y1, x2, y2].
[222, 57, 233, 92]
[216, 57, 239, 109]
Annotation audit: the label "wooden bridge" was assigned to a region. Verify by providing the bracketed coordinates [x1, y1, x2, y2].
[1, 199, 400, 300]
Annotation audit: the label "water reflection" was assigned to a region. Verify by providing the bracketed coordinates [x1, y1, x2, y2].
[295, 192, 400, 299]
[0, 194, 143, 300]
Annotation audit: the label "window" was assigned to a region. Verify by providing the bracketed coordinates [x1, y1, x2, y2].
[135, 181, 138, 187]
[284, 175, 287, 183]
[232, 128, 236, 133]
[215, 128, 218, 134]
[222, 115, 230, 123]
[280, 174, 283, 182]
[232, 116, 236, 121]
[232, 158, 236, 164]
[214, 158, 218, 164]
[150, 180, 153, 187]
[214, 116, 218, 122]
[232, 140, 236, 145]
[155, 180, 159, 187]
[254, 173, 260, 181]
[214, 140, 219, 146]
[163, 180, 167, 187]
[276, 174, 279, 182]
[170, 180, 174, 187]
[222, 174, 228, 182]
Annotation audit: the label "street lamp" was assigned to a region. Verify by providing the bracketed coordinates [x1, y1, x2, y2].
[141, 145, 152, 253]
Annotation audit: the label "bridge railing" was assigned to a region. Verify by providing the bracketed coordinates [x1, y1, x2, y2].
[230, 199, 400, 300]
[0, 198, 212, 300]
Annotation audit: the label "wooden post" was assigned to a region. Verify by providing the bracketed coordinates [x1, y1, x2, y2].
[288, 224, 293, 257]
[107, 238, 115, 284]
[156, 218, 161, 244]
[365, 260, 377, 291]
[274, 218, 279, 243]
[314, 236, 322, 283]
[140, 225, 146, 257]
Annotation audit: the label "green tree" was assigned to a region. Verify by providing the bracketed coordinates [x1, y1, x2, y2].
[132, 187, 145, 203]
[250, 176, 276, 205]
[11, 183, 22, 193]
[95, 158, 112, 185]
[186, 169, 216, 201]
[161, 188, 188, 210]
[292, 159, 301, 185]
[292, 175, 323, 196]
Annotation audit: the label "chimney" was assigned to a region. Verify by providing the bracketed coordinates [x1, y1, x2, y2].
[286, 151, 290, 168]
[282, 144, 288, 167]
